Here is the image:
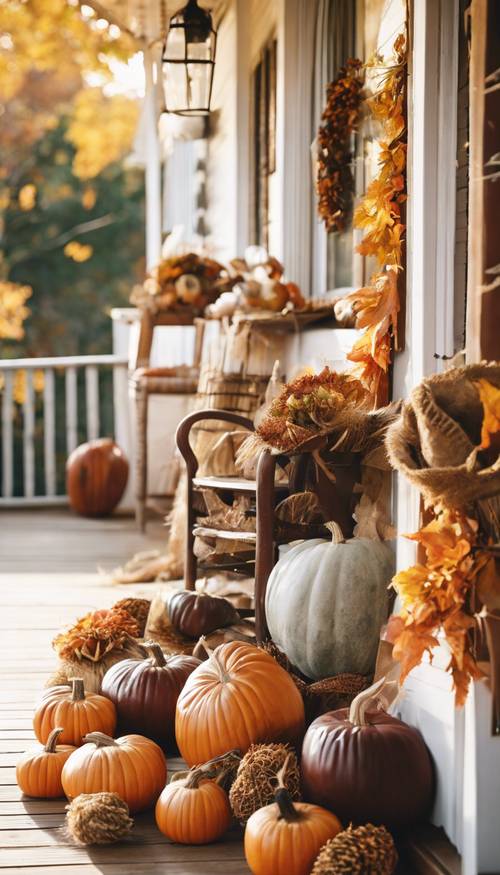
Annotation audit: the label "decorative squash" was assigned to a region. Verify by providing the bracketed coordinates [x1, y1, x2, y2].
[155, 767, 231, 844]
[101, 642, 200, 749]
[33, 679, 116, 746]
[16, 727, 76, 798]
[244, 759, 341, 875]
[168, 591, 239, 639]
[265, 522, 394, 679]
[66, 438, 129, 517]
[175, 641, 305, 766]
[301, 679, 435, 829]
[61, 731, 167, 813]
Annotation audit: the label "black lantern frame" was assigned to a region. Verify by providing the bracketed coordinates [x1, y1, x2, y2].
[162, 0, 217, 117]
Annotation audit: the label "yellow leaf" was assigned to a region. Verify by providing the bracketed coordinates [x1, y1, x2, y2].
[475, 379, 500, 449]
[18, 183, 36, 211]
[64, 241, 93, 262]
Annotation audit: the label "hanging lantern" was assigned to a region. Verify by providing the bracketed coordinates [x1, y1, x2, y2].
[162, 0, 217, 116]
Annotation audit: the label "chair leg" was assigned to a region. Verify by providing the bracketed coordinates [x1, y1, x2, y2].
[135, 383, 148, 531]
[255, 450, 277, 644]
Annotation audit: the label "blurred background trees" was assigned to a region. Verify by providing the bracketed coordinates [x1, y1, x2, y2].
[0, 0, 145, 357]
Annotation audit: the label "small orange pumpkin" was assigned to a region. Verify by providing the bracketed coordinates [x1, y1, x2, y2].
[16, 727, 76, 798]
[33, 678, 116, 746]
[155, 767, 231, 844]
[175, 641, 305, 766]
[244, 761, 342, 875]
[61, 731, 167, 813]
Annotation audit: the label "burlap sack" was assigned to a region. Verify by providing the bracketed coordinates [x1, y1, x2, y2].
[386, 362, 500, 509]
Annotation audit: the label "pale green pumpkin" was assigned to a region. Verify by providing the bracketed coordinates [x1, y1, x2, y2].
[265, 523, 394, 680]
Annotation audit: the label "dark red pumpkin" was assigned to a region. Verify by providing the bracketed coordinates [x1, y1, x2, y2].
[168, 591, 239, 639]
[301, 680, 434, 829]
[66, 439, 128, 517]
[101, 642, 200, 749]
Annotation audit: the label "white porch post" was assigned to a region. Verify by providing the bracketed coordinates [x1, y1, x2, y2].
[393, 0, 465, 851]
[144, 45, 162, 270]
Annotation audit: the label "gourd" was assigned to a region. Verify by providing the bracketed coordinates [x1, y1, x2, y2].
[168, 591, 239, 638]
[244, 760, 341, 875]
[66, 439, 128, 517]
[101, 642, 200, 749]
[175, 641, 305, 766]
[265, 522, 394, 679]
[61, 731, 167, 813]
[16, 728, 76, 798]
[155, 767, 231, 844]
[33, 679, 116, 746]
[301, 679, 435, 829]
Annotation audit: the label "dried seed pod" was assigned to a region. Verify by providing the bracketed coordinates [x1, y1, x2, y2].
[229, 743, 300, 824]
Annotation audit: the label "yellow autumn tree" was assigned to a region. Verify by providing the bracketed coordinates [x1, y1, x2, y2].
[0, 0, 139, 340]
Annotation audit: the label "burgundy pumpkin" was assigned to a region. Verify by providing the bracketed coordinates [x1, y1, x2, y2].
[101, 642, 200, 749]
[301, 679, 435, 830]
[168, 591, 239, 639]
[66, 439, 128, 517]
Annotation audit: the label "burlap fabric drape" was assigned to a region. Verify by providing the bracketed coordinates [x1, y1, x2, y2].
[385, 362, 500, 513]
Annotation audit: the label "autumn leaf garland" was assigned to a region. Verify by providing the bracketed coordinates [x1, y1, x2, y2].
[387, 380, 500, 706]
[343, 33, 408, 402]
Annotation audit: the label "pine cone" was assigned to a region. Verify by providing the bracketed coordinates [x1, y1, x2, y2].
[112, 598, 150, 637]
[311, 824, 398, 874]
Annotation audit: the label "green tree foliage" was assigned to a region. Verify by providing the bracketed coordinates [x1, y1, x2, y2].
[3, 119, 144, 357]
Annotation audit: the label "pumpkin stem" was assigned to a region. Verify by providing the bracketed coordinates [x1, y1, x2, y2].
[349, 676, 387, 726]
[71, 678, 85, 701]
[200, 636, 231, 683]
[83, 732, 118, 748]
[324, 521, 345, 544]
[144, 641, 167, 667]
[184, 766, 217, 789]
[44, 727, 64, 753]
[275, 755, 301, 822]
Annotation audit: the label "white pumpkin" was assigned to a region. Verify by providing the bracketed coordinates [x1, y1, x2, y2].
[265, 523, 394, 680]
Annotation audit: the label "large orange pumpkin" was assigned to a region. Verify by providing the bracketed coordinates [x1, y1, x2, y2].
[33, 679, 116, 746]
[61, 731, 167, 813]
[155, 768, 231, 844]
[244, 770, 341, 875]
[66, 438, 129, 517]
[175, 641, 305, 766]
[16, 727, 76, 798]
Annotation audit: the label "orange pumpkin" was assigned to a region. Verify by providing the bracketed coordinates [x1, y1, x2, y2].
[66, 438, 129, 517]
[33, 678, 116, 746]
[61, 731, 167, 813]
[175, 641, 305, 766]
[16, 727, 76, 798]
[244, 763, 342, 875]
[155, 768, 231, 844]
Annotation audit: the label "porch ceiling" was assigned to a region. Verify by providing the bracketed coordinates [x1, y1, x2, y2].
[84, 0, 228, 43]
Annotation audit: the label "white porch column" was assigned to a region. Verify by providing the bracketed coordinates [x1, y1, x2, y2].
[144, 44, 162, 270]
[275, 0, 318, 292]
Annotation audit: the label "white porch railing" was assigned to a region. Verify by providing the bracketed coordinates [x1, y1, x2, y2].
[0, 355, 130, 506]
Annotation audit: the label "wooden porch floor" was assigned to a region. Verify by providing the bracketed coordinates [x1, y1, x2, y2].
[0, 509, 251, 874]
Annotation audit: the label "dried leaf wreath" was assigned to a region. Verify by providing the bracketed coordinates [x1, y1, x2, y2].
[317, 58, 364, 233]
[386, 380, 500, 706]
[341, 33, 407, 404]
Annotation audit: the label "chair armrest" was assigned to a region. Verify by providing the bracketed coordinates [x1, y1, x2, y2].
[175, 408, 255, 478]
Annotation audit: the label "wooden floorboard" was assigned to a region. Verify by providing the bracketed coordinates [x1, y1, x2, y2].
[0, 509, 250, 873]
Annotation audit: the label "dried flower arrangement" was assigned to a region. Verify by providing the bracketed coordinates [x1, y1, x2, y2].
[49, 606, 146, 692]
[338, 32, 407, 404]
[386, 368, 500, 706]
[317, 58, 364, 233]
[53, 608, 140, 662]
[130, 252, 235, 315]
[250, 366, 370, 454]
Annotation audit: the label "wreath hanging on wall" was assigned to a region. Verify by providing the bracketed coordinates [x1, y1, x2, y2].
[316, 58, 364, 233]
